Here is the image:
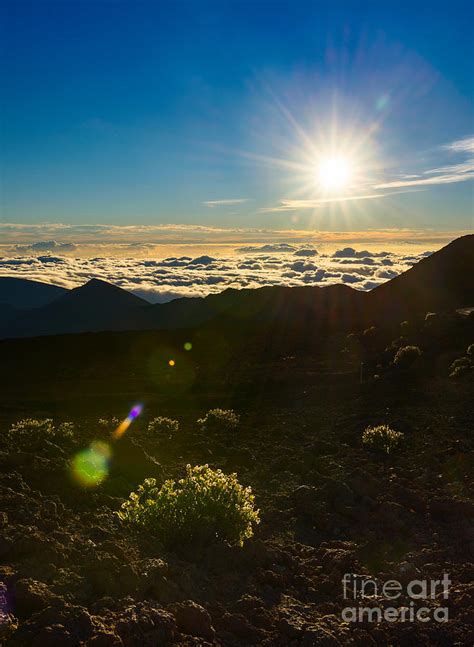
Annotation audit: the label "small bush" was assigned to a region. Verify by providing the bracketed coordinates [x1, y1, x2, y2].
[449, 365, 471, 379]
[449, 357, 471, 371]
[119, 464, 259, 549]
[146, 417, 179, 438]
[393, 345, 422, 368]
[467, 344, 474, 358]
[98, 417, 120, 430]
[197, 408, 240, 433]
[362, 425, 404, 455]
[4, 418, 76, 449]
[449, 357, 472, 379]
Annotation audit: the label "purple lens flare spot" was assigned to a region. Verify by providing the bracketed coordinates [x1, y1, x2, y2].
[129, 404, 143, 419]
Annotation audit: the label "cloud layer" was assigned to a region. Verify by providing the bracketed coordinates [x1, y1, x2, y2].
[0, 245, 433, 303]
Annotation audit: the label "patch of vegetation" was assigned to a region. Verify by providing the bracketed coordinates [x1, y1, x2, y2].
[97, 417, 120, 436]
[145, 416, 180, 438]
[98, 417, 120, 428]
[362, 424, 404, 455]
[466, 343, 474, 358]
[197, 408, 240, 432]
[118, 464, 259, 549]
[393, 345, 422, 368]
[449, 356, 472, 379]
[4, 418, 76, 450]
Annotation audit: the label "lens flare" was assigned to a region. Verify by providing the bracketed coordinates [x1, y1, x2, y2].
[113, 403, 143, 439]
[168, 359, 175, 367]
[71, 441, 111, 487]
[184, 342, 192, 351]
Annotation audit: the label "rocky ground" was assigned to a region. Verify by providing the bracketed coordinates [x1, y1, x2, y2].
[0, 321, 473, 645]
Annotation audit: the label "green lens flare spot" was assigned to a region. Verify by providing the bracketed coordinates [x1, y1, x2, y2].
[72, 441, 111, 487]
[184, 342, 192, 351]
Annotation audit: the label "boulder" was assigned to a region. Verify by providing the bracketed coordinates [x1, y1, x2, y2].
[172, 600, 215, 641]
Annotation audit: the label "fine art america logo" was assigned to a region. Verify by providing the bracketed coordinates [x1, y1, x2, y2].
[341, 573, 451, 623]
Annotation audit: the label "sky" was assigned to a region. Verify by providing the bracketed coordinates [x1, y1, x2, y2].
[0, 1, 473, 299]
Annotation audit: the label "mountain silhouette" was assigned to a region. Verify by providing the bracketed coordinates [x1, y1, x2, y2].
[367, 234, 474, 322]
[0, 277, 67, 308]
[0, 235, 473, 339]
[2, 278, 150, 338]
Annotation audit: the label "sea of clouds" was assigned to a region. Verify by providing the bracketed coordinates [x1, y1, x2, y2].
[0, 243, 433, 303]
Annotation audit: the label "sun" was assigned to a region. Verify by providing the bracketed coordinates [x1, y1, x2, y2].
[316, 155, 353, 191]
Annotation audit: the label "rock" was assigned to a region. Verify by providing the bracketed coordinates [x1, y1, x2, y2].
[172, 600, 215, 641]
[301, 624, 341, 646]
[348, 471, 380, 499]
[397, 561, 421, 584]
[0, 511, 8, 528]
[114, 603, 176, 644]
[220, 612, 265, 643]
[0, 535, 14, 559]
[0, 612, 18, 645]
[429, 497, 474, 521]
[84, 556, 138, 597]
[320, 548, 354, 571]
[290, 486, 324, 520]
[13, 578, 60, 618]
[318, 479, 354, 510]
[9, 604, 94, 645]
[42, 500, 58, 518]
[31, 624, 76, 646]
[86, 631, 124, 646]
[278, 615, 305, 637]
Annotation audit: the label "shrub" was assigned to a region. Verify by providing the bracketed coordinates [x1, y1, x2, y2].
[449, 357, 471, 371]
[449, 365, 471, 379]
[467, 344, 474, 358]
[146, 417, 179, 439]
[400, 320, 410, 333]
[98, 417, 120, 430]
[119, 464, 260, 549]
[4, 418, 76, 449]
[449, 357, 472, 378]
[362, 425, 404, 455]
[197, 408, 240, 433]
[393, 345, 422, 368]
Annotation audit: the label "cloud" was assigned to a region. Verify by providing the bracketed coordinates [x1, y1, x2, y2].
[442, 136, 474, 154]
[375, 166, 474, 189]
[236, 243, 296, 253]
[333, 247, 374, 258]
[37, 256, 67, 264]
[260, 194, 386, 212]
[293, 248, 318, 257]
[0, 223, 469, 248]
[376, 268, 399, 279]
[286, 261, 318, 273]
[342, 274, 363, 284]
[15, 240, 77, 252]
[203, 199, 249, 207]
[0, 247, 432, 303]
[376, 135, 474, 189]
[187, 255, 217, 266]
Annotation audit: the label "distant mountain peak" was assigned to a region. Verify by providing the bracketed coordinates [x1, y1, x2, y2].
[62, 278, 149, 306]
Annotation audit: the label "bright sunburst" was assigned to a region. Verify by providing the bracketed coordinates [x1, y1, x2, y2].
[316, 155, 353, 191]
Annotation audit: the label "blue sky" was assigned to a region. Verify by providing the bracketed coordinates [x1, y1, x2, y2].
[1, 0, 473, 238]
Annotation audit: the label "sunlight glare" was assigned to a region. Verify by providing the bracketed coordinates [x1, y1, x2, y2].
[316, 155, 353, 191]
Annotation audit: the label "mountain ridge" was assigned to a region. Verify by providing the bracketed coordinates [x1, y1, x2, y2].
[1, 235, 473, 339]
